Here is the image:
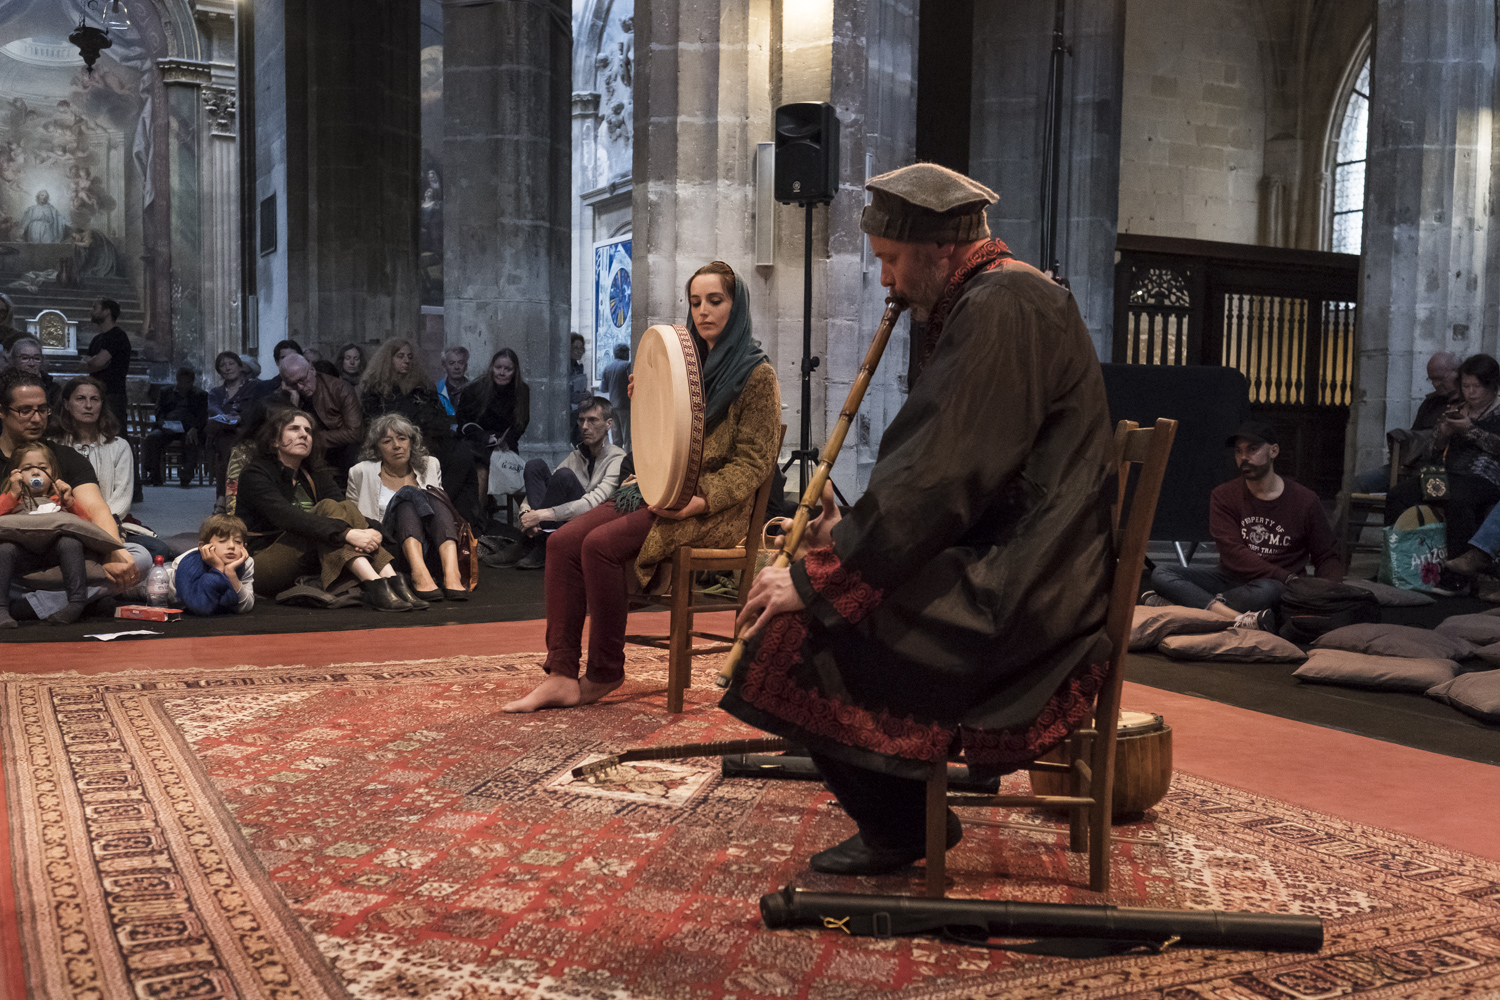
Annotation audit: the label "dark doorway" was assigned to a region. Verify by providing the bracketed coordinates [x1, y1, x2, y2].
[915, 0, 973, 173]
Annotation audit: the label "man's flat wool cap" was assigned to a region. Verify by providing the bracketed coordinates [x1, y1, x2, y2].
[861, 163, 998, 243]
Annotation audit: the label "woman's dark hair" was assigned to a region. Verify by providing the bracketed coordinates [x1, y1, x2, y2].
[338, 343, 365, 371]
[256, 406, 325, 467]
[466, 348, 526, 415]
[272, 339, 303, 363]
[685, 260, 736, 301]
[54, 375, 121, 443]
[312, 359, 340, 378]
[213, 351, 242, 380]
[1459, 354, 1500, 391]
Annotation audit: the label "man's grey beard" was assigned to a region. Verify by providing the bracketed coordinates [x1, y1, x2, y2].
[1239, 461, 1270, 481]
[904, 264, 951, 324]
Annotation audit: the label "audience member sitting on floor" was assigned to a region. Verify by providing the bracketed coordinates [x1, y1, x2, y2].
[52, 375, 133, 518]
[169, 514, 255, 616]
[503, 260, 782, 713]
[8, 338, 59, 409]
[1146, 420, 1341, 629]
[235, 408, 423, 612]
[436, 345, 469, 418]
[456, 347, 530, 504]
[207, 351, 249, 500]
[347, 413, 469, 601]
[142, 367, 208, 488]
[0, 443, 93, 626]
[0, 369, 141, 592]
[361, 338, 475, 522]
[1352, 351, 1461, 493]
[360, 339, 449, 441]
[1384, 353, 1500, 558]
[498, 396, 626, 571]
[338, 343, 364, 390]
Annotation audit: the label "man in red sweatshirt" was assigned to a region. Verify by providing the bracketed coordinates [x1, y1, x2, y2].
[1145, 420, 1341, 628]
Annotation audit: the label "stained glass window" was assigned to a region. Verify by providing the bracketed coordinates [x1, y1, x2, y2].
[1332, 58, 1370, 254]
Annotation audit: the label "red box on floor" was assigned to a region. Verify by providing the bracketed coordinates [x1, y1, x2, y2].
[115, 605, 183, 622]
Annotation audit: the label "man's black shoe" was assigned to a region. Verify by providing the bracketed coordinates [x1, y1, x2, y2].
[515, 542, 546, 570]
[809, 810, 963, 875]
[479, 539, 525, 569]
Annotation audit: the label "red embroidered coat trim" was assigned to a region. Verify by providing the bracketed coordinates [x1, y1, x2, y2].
[736, 607, 1108, 768]
[800, 546, 884, 625]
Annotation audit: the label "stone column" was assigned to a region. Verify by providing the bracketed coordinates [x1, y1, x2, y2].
[201, 84, 241, 370]
[969, 0, 1125, 358]
[443, 0, 572, 460]
[572, 90, 601, 364]
[251, 0, 420, 361]
[159, 58, 210, 373]
[1353, 0, 1500, 475]
[828, 0, 919, 492]
[634, 0, 917, 496]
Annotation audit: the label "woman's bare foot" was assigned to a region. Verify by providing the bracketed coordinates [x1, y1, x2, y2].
[501, 675, 581, 713]
[578, 676, 624, 704]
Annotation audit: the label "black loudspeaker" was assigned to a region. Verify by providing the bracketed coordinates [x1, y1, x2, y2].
[775, 102, 839, 205]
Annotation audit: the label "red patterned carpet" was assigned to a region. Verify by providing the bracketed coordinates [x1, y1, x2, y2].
[4, 649, 1500, 999]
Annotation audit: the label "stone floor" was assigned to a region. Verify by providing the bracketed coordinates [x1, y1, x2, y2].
[131, 484, 220, 545]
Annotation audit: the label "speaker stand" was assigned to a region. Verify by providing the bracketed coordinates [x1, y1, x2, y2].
[781, 201, 848, 505]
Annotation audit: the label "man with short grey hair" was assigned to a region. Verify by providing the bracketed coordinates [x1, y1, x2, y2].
[7, 337, 58, 408]
[1351, 350, 1462, 493]
[437, 345, 470, 418]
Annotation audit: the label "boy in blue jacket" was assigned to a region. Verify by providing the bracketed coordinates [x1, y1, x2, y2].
[171, 514, 255, 616]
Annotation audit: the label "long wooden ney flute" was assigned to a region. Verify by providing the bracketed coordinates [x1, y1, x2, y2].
[715, 294, 908, 689]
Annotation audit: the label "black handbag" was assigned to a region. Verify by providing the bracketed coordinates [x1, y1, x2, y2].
[1417, 449, 1449, 502]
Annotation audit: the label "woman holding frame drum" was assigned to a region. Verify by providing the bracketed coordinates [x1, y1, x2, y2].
[503, 261, 782, 712]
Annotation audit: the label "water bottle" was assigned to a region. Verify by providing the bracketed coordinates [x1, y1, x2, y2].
[146, 556, 171, 607]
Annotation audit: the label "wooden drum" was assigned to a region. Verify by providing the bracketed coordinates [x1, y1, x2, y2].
[1030, 710, 1173, 819]
[633, 323, 706, 511]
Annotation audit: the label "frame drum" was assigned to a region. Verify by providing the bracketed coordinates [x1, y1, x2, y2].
[633, 323, 706, 510]
[1030, 710, 1173, 819]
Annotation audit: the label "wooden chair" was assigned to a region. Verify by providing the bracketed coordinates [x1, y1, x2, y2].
[921, 417, 1177, 897]
[1336, 440, 1400, 568]
[625, 426, 786, 713]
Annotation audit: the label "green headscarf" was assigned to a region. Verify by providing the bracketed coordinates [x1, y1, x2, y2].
[689, 271, 769, 434]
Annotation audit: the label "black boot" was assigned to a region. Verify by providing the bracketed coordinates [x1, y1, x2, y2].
[387, 574, 430, 610]
[361, 577, 414, 612]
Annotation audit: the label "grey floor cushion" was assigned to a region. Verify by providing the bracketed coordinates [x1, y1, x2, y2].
[1158, 627, 1306, 663]
[1426, 670, 1500, 724]
[1294, 649, 1459, 692]
[1436, 613, 1500, 646]
[1130, 605, 1234, 652]
[1312, 623, 1475, 662]
[1342, 578, 1436, 606]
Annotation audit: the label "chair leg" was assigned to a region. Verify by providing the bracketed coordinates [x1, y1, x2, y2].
[666, 551, 694, 713]
[1068, 734, 1089, 854]
[1087, 736, 1114, 893]
[924, 766, 948, 899]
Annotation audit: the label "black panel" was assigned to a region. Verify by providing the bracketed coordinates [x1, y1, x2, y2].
[1101, 363, 1251, 542]
[916, 0, 973, 173]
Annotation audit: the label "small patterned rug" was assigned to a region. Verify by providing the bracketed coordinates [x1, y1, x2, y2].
[4, 651, 1500, 999]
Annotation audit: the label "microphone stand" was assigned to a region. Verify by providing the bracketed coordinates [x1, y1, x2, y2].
[1039, 0, 1070, 288]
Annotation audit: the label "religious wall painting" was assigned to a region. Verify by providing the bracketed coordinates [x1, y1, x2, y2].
[0, 29, 149, 297]
[594, 236, 631, 375]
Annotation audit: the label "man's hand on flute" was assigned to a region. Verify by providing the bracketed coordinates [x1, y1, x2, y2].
[737, 484, 842, 639]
